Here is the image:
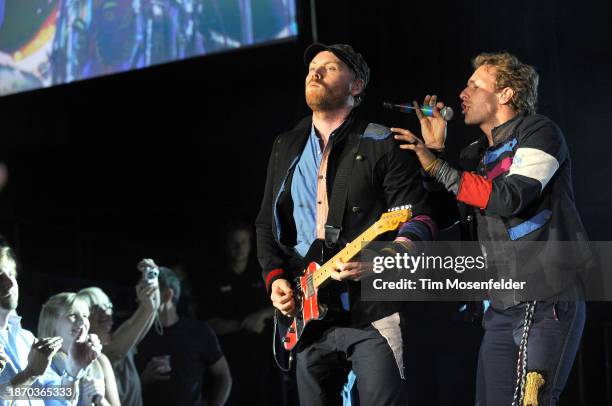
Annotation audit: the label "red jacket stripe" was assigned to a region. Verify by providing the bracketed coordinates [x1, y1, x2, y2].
[265, 268, 285, 290]
[457, 172, 493, 209]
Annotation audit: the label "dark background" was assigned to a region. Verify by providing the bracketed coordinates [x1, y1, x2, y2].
[1, 0, 611, 404]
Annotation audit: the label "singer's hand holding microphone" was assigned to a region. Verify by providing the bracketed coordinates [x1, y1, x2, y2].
[387, 95, 448, 170]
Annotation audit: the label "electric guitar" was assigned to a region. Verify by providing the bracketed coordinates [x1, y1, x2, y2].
[277, 206, 412, 351]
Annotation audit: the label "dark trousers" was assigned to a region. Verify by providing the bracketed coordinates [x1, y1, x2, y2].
[295, 322, 406, 406]
[476, 299, 585, 406]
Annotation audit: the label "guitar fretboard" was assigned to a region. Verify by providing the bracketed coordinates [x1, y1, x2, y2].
[311, 226, 380, 289]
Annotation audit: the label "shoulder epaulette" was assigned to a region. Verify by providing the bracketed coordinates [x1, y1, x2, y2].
[363, 123, 392, 140]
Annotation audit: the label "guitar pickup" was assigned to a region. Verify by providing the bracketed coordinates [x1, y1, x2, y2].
[282, 337, 292, 343]
[289, 327, 295, 333]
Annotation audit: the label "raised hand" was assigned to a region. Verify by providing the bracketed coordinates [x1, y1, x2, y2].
[392, 127, 437, 170]
[25, 337, 63, 377]
[137, 258, 159, 288]
[137, 258, 158, 274]
[136, 280, 160, 312]
[413, 94, 447, 149]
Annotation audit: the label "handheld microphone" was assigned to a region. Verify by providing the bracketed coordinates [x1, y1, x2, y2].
[383, 102, 454, 121]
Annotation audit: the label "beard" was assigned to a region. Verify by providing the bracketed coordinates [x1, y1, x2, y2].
[305, 82, 349, 111]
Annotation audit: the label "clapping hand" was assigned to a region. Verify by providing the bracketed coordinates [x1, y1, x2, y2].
[67, 334, 102, 374]
[0, 343, 9, 372]
[25, 337, 63, 377]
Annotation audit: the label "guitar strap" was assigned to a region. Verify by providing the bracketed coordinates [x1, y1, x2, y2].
[324, 121, 367, 248]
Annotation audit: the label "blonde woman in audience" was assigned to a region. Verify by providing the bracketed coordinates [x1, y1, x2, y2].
[77, 273, 159, 406]
[39, 293, 121, 406]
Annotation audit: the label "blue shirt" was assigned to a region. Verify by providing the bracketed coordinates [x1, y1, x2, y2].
[290, 125, 350, 310]
[0, 313, 72, 406]
[291, 125, 327, 257]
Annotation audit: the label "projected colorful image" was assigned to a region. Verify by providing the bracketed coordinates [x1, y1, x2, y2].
[0, 0, 298, 96]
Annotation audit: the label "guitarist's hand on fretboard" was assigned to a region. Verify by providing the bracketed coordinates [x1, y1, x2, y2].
[330, 259, 374, 282]
[270, 279, 296, 317]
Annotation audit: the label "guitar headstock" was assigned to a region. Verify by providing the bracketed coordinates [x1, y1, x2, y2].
[374, 205, 413, 234]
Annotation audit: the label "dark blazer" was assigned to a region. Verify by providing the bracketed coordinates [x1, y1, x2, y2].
[256, 113, 434, 326]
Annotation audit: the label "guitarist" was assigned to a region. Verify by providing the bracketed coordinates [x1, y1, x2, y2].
[255, 43, 436, 405]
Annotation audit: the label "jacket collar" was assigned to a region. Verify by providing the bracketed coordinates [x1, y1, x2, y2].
[283, 111, 357, 159]
[491, 115, 523, 146]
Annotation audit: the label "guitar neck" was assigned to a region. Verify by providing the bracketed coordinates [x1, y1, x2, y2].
[311, 225, 380, 289]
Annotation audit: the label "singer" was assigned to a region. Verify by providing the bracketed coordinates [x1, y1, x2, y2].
[393, 52, 588, 406]
[255, 42, 439, 405]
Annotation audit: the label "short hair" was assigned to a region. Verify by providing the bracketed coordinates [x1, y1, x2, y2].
[350, 70, 366, 108]
[0, 247, 17, 277]
[158, 267, 181, 305]
[38, 292, 89, 339]
[77, 287, 112, 310]
[473, 52, 539, 115]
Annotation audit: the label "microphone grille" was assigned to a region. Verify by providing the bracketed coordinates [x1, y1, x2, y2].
[440, 106, 454, 121]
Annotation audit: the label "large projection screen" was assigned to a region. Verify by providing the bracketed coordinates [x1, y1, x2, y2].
[0, 0, 298, 97]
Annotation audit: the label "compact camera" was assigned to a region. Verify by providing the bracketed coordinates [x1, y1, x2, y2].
[138, 258, 159, 286]
[144, 266, 159, 282]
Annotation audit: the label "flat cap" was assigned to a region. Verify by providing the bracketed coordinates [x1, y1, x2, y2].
[304, 43, 370, 88]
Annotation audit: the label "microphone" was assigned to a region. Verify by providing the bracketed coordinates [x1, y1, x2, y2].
[383, 102, 454, 121]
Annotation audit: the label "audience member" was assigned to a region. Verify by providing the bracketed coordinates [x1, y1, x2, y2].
[136, 267, 231, 406]
[203, 221, 279, 405]
[77, 269, 159, 406]
[38, 293, 120, 406]
[0, 247, 100, 406]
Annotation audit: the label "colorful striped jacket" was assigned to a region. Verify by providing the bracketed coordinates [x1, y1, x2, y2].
[433, 114, 590, 309]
